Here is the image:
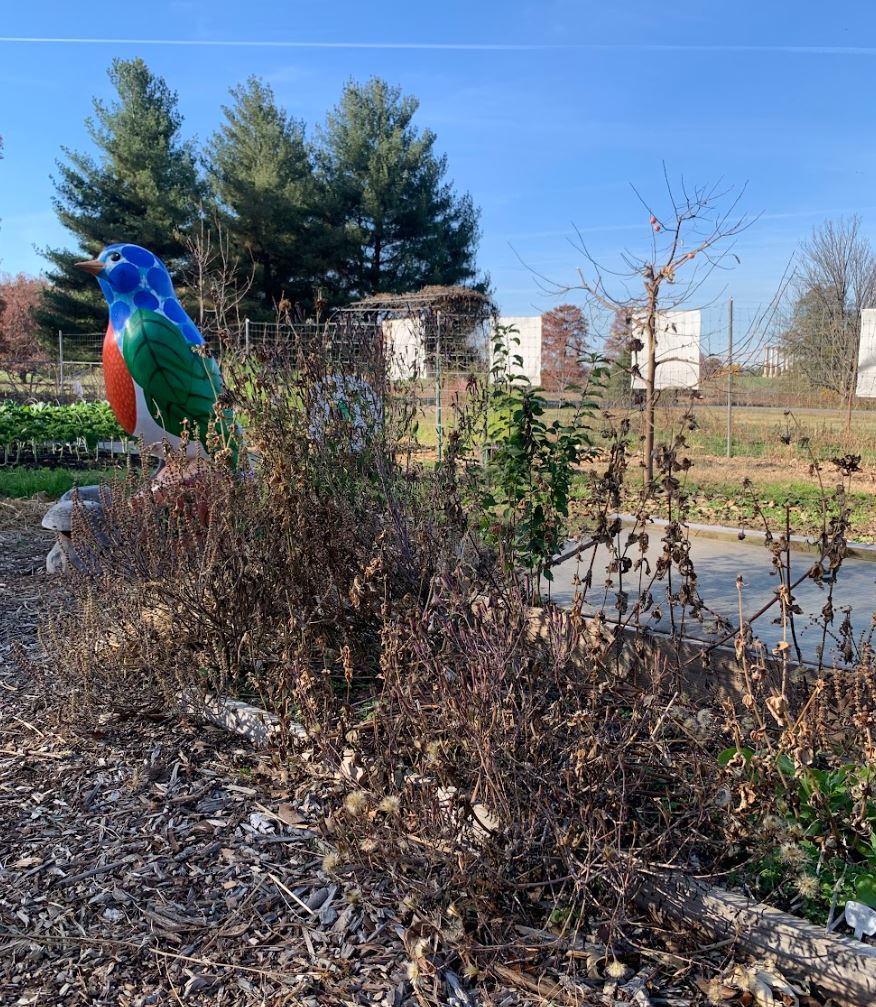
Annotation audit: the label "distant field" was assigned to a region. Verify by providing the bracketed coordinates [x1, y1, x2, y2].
[677, 404, 876, 462]
[413, 399, 876, 462]
[410, 396, 876, 539]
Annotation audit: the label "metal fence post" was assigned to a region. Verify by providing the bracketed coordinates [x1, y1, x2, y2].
[58, 330, 65, 396]
[244, 317, 251, 355]
[725, 298, 734, 458]
[435, 311, 443, 463]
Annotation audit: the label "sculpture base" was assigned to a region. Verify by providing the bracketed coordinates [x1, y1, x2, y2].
[41, 460, 214, 574]
[42, 485, 110, 574]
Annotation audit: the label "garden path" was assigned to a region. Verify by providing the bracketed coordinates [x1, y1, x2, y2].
[548, 523, 876, 666]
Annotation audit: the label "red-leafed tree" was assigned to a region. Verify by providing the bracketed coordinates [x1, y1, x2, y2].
[0, 273, 49, 365]
[541, 304, 589, 392]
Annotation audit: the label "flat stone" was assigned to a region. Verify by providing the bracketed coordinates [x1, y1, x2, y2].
[46, 539, 69, 574]
[41, 498, 105, 532]
[45, 534, 85, 574]
[60, 484, 111, 505]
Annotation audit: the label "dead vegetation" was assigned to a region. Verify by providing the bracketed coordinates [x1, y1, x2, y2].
[4, 323, 876, 1004]
[0, 510, 742, 1006]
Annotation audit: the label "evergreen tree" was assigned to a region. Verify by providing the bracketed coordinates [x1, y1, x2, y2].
[315, 78, 481, 301]
[38, 58, 203, 334]
[207, 77, 321, 315]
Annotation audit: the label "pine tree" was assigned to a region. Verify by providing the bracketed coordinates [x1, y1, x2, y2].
[207, 77, 321, 315]
[38, 58, 203, 335]
[315, 78, 481, 302]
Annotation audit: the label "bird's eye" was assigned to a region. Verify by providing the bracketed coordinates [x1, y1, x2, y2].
[109, 252, 122, 263]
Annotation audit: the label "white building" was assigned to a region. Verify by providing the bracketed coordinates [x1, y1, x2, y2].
[383, 313, 543, 385]
[491, 316, 542, 386]
[383, 317, 428, 382]
[631, 309, 701, 390]
[857, 309, 876, 398]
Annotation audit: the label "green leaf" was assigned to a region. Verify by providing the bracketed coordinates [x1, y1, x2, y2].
[856, 874, 876, 909]
[719, 746, 754, 767]
[122, 308, 225, 445]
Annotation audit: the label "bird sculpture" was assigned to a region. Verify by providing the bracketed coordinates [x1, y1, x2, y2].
[76, 243, 233, 461]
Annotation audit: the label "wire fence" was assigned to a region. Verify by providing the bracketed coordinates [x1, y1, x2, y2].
[1, 309, 873, 459]
[234, 315, 501, 460]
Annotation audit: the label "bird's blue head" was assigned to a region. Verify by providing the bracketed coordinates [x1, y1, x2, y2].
[75, 243, 202, 344]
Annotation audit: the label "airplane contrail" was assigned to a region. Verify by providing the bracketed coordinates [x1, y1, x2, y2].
[1, 37, 876, 54]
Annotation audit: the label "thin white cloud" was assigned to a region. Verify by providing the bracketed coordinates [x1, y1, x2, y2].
[759, 206, 876, 221]
[502, 208, 876, 243]
[3, 37, 876, 54]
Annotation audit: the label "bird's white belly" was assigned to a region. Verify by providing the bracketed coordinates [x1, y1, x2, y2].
[132, 382, 206, 459]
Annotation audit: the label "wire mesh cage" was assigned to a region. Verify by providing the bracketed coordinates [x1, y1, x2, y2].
[335, 286, 497, 459]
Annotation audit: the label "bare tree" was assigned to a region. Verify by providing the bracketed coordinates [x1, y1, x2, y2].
[541, 304, 589, 392]
[781, 216, 876, 428]
[181, 212, 256, 345]
[0, 273, 49, 390]
[531, 174, 750, 482]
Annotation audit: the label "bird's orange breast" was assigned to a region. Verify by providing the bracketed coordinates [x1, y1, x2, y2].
[102, 324, 137, 435]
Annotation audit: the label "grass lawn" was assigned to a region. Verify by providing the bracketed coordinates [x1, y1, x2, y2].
[415, 398, 876, 459]
[0, 466, 126, 499]
[408, 395, 876, 539]
[569, 456, 876, 541]
[680, 403, 876, 462]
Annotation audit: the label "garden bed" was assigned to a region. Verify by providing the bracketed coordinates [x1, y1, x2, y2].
[11, 337, 876, 1007]
[638, 873, 876, 1005]
[187, 687, 876, 1003]
[0, 516, 773, 1006]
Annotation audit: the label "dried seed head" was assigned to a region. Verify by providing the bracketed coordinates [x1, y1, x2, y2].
[778, 842, 807, 868]
[713, 787, 732, 808]
[761, 814, 786, 834]
[379, 794, 400, 814]
[605, 960, 630, 980]
[344, 790, 368, 816]
[321, 851, 340, 873]
[796, 874, 819, 899]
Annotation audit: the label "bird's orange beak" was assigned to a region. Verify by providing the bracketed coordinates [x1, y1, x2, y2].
[75, 259, 103, 276]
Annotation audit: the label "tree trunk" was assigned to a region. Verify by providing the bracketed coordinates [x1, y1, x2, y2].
[847, 320, 859, 434]
[643, 292, 658, 484]
[371, 231, 382, 295]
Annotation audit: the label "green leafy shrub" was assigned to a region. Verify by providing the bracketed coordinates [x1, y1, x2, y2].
[476, 325, 606, 595]
[720, 745, 876, 921]
[0, 401, 125, 450]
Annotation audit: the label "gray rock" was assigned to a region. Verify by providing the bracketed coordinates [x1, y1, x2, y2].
[46, 538, 69, 574]
[41, 498, 105, 532]
[45, 534, 86, 574]
[59, 484, 111, 505]
[43, 487, 110, 572]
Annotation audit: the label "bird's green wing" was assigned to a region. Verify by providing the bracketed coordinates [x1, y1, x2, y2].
[121, 308, 231, 453]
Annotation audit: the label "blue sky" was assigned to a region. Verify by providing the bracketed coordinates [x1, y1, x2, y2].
[2, 0, 876, 350]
